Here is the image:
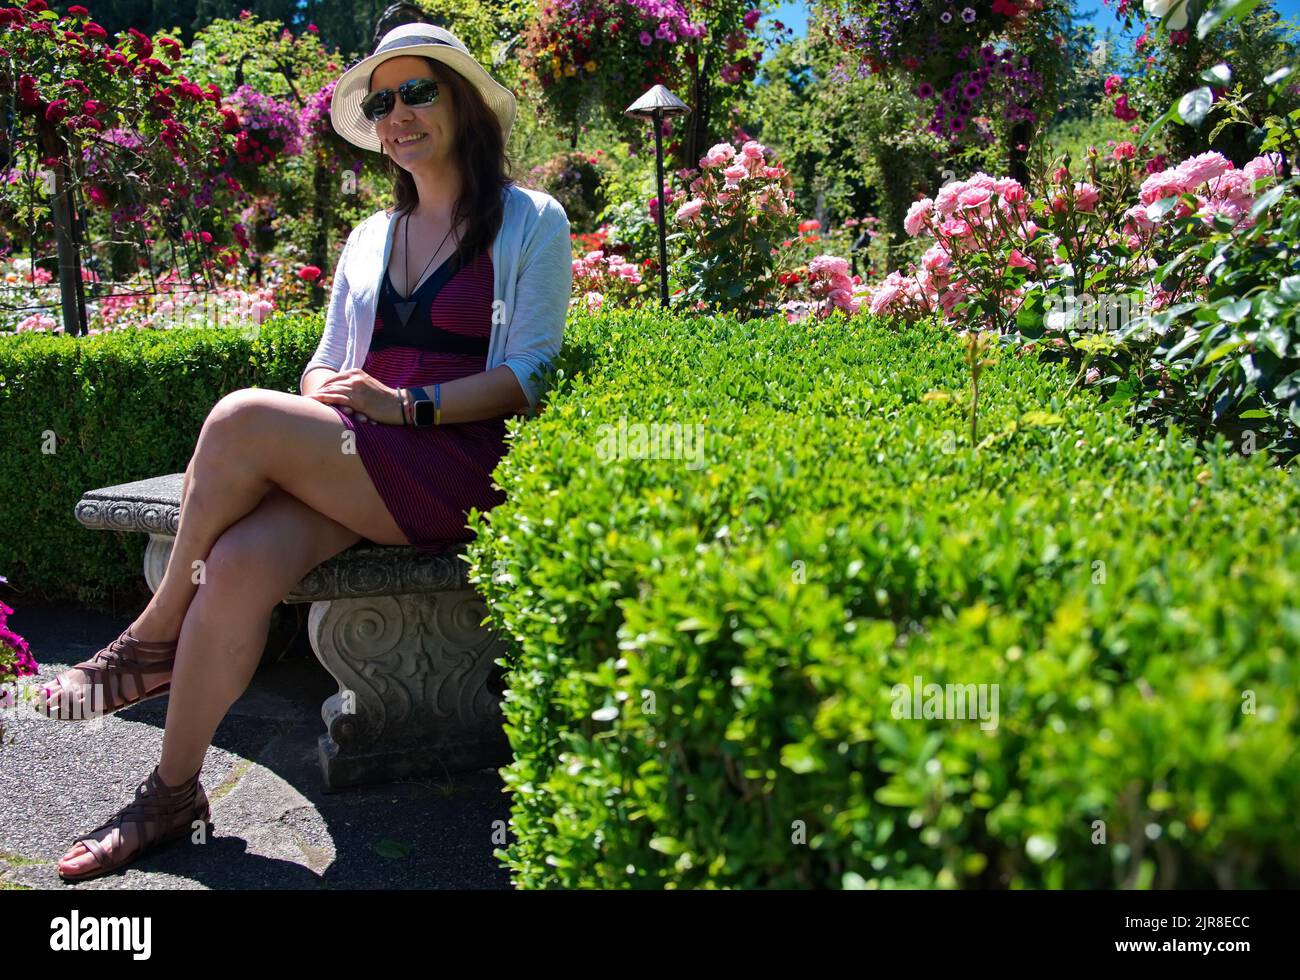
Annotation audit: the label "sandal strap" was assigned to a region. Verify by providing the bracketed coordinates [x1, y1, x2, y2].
[50, 630, 177, 717]
[67, 766, 206, 875]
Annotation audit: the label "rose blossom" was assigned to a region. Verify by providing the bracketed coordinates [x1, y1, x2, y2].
[722, 164, 748, 186]
[1121, 204, 1154, 233]
[1139, 167, 1190, 205]
[904, 198, 933, 236]
[1177, 151, 1232, 187]
[993, 177, 1024, 202]
[921, 245, 952, 273]
[1073, 182, 1100, 211]
[809, 255, 850, 279]
[934, 181, 965, 217]
[958, 185, 992, 210]
[675, 198, 704, 223]
[1242, 153, 1281, 182]
[700, 142, 736, 168]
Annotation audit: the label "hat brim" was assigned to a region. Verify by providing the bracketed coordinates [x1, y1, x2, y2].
[330, 45, 517, 154]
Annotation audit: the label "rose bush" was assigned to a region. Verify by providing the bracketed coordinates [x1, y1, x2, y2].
[867, 143, 1299, 457]
[0, 3, 243, 297]
[668, 138, 800, 317]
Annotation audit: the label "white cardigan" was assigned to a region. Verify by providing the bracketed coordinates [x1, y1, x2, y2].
[299, 182, 573, 412]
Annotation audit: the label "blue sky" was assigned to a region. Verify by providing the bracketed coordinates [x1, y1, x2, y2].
[766, 0, 1300, 41]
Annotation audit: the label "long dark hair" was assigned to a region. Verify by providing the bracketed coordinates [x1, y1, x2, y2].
[379, 57, 516, 266]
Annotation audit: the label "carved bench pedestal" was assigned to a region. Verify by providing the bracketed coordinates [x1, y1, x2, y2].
[304, 593, 509, 790]
[75, 474, 512, 791]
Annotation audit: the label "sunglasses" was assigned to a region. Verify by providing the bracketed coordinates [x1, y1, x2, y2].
[361, 77, 440, 123]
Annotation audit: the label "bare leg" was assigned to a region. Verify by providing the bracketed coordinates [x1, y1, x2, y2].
[127, 411, 273, 644]
[44, 403, 283, 710]
[55, 486, 370, 876]
[58, 389, 413, 876]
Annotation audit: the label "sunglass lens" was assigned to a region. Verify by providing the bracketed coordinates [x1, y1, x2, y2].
[361, 90, 394, 122]
[401, 78, 439, 107]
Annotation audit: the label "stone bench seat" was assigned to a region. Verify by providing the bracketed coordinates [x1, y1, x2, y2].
[74, 473, 510, 790]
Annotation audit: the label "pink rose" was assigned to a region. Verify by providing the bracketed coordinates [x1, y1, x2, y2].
[1177, 151, 1232, 187]
[1121, 204, 1154, 233]
[938, 216, 972, 238]
[958, 186, 992, 210]
[904, 198, 933, 237]
[869, 274, 906, 315]
[1209, 168, 1252, 202]
[1242, 153, 1281, 182]
[921, 245, 951, 272]
[675, 198, 704, 223]
[1111, 141, 1136, 160]
[994, 177, 1025, 202]
[701, 142, 736, 168]
[809, 255, 850, 279]
[1073, 182, 1100, 211]
[1139, 167, 1190, 205]
[934, 181, 966, 217]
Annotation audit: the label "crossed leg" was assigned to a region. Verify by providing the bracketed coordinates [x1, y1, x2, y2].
[57, 388, 413, 877]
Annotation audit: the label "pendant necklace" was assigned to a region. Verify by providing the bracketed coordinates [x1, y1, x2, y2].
[392, 211, 457, 329]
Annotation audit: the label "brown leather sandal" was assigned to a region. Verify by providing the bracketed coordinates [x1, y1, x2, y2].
[58, 764, 211, 883]
[34, 627, 177, 721]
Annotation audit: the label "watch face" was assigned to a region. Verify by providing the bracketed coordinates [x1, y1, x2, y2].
[415, 398, 435, 426]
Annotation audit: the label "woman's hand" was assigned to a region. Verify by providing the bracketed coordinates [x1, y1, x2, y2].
[303, 368, 404, 426]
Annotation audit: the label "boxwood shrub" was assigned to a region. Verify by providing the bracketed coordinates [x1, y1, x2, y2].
[466, 307, 1300, 889]
[0, 314, 321, 606]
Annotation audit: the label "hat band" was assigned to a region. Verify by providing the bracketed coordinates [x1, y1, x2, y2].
[373, 34, 461, 56]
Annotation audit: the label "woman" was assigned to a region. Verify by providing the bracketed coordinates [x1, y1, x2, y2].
[38, 23, 573, 882]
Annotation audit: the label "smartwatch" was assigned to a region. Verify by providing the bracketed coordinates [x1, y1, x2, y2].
[410, 388, 435, 427]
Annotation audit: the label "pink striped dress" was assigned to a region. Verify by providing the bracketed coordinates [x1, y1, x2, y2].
[333, 244, 509, 553]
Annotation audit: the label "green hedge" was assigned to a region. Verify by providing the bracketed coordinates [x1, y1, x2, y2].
[0, 314, 322, 607]
[466, 307, 1300, 888]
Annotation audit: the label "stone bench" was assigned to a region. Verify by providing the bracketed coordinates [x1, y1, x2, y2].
[74, 473, 511, 791]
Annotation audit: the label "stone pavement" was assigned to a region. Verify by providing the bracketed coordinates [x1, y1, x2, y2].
[0, 600, 512, 889]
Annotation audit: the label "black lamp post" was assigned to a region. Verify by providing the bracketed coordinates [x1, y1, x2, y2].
[624, 85, 690, 308]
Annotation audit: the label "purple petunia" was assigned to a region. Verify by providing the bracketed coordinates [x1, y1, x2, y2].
[640, 31, 653, 46]
[962, 7, 976, 22]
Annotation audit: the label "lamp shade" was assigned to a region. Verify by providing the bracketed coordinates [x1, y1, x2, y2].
[624, 84, 691, 120]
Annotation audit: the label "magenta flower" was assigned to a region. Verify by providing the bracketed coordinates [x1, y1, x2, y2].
[639, 31, 653, 46]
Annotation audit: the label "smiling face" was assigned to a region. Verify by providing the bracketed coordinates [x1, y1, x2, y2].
[368, 56, 457, 168]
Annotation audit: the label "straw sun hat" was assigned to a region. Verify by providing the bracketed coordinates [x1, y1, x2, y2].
[329, 23, 518, 154]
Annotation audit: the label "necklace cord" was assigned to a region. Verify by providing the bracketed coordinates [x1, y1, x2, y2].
[401, 212, 459, 300]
